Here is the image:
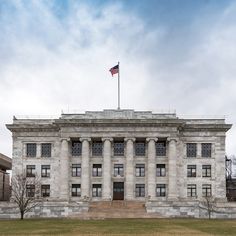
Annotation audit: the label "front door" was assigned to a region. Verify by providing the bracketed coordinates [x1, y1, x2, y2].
[113, 182, 124, 200]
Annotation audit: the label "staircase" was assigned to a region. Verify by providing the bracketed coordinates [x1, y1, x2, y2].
[77, 201, 161, 219]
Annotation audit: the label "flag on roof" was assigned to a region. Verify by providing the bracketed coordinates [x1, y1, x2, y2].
[109, 64, 119, 76]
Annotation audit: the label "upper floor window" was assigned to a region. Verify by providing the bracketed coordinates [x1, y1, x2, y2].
[72, 184, 81, 197]
[72, 164, 81, 177]
[156, 184, 166, 197]
[26, 165, 36, 177]
[186, 143, 197, 158]
[114, 142, 124, 156]
[71, 141, 82, 156]
[41, 185, 50, 197]
[92, 164, 102, 177]
[136, 164, 145, 177]
[92, 184, 102, 197]
[26, 143, 36, 157]
[41, 165, 50, 178]
[135, 142, 145, 156]
[156, 164, 166, 177]
[187, 184, 197, 197]
[202, 165, 211, 177]
[41, 143, 51, 157]
[202, 184, 212, 197]
[187, 165, 196, 177]
[201, 143, 212, 157]
[156, 141, 166, 156]
[114, 164, 124, 177]
[135, 184, 145, 197]
[92, 141, 103, 156]
[26, 184, 35, 197]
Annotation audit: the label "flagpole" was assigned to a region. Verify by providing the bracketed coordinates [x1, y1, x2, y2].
[118, 61, 120, 110]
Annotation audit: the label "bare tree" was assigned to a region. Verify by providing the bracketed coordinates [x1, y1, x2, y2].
[200, 196, 216, 219]
[11, 172, 41, 219]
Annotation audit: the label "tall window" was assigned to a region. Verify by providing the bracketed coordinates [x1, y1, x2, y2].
[72, 164, 81, 177]
[202, 165, 211, 177]
[41, 143, 51, 157]
[156, 184, 166, 197]
[156, 164, 166, 177]
[92, 164, 102, 177]
[156, 141, 166, 156]
[92, 184, 102, 197]
[136, 164, 145, 177]
[187, 184, 197, 197]
[202, 184, 212, 197]
[114, 164, 124, 177]
[114, 142, 124, 156]
[26, 143, 36, 157]
[186, 143, 197, 158]
[26, 165, 36, 177]
[41, 185, 50, 197]
[71, 141, 82, 156]
[202, 143, 212, 157]
[26, 185, 35, 197]
[92, 141, 103, 156]
[187, 165, 197, 177]
[135, 142, 145, 156]
[41, 165, 50, 178]
[135, 184, 145, 197]
[72, 184, 81, 197]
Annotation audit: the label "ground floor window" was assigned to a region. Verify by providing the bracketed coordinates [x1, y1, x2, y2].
[202, 184, 212, 197]
[26, 184, 35, 197]
[187, 184, 197, 197]
[92, 184, 102, 197]
[135, 184, 145, 197]
[202, 165, 211, 177]
[41, 185, 50, 197]
[72, 184, 81, 197]
[156, 184, 166, 197]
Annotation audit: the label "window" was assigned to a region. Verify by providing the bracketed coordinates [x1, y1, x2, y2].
[26, 143, 36, 157]
[135, 184, 145, 197]
[187, 184, 197, 197]
[202, 165, 211, 177]
[136, 164, 145, 177]
[72, 164, 81, 177]
[92, 141, 103, 156]
[72, 184, 81, 197]
[114, 142, 124, 156]
[92, 164, 102, 177]
[41, 143, 51, 157]
[72, 141, 82, 156]
[156, 184, 166, 197]
[186, 143, 197, 157]
[26, 185, 35, 197]
[92, 184, 102, 197]
[41, 165, 50, 178]
[156, 141, 166, 156]
[202, 184, 212, 197]
[114, 164, 124, 177]
[187, 165, 197, 177]
[135, 142, 145, 156]
[156, 164, 166, 177]
[26, 165, 36, 177]
[41, 185, 50, 197]
[202, 143, 212, 157]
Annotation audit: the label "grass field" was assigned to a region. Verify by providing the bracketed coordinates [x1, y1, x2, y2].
[0, 218, 236, 236]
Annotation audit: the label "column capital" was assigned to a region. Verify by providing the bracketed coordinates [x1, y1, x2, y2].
[124, 137, 136, 142]
[167, 137, 178, 142]
[101, 137, 113, 142]
[80, 137, 91, 142]
[146, 137, 158, 143]
[60, 138, 70, 142]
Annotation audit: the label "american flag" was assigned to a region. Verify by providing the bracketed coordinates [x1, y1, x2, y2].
[109, 64, 119, 76]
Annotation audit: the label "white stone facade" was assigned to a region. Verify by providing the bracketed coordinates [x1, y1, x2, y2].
[6, 109, 232, 217]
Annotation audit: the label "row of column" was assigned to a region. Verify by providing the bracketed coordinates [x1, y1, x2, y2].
[60, 137, 178, 201]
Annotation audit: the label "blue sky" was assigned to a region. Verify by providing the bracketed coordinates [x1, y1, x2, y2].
[0, 0, 236, 158]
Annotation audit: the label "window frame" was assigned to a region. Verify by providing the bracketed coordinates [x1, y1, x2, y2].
[202, 184, 212, 197]
[156, 184, 166, 197]
[41, 184, 50, 197]
[135, 142, 146, 156]
[156, 141, 166, 156]
[201, 143, 212, 158]
[26, 165, 36, 177]
[187, 165, 197, 177]
[187, 184, 197, 197]
[202, 165, 211, 177]
[135, 184, 145, 197]
[135, 164, 145, 177]
[41, 165, 50, 178]
[114, 164, 124, 177]
[72, 184, 81, 197]
[41, 143, 52, 157]
[26, 143, 37, 157]
[92, 164, 102, 177]
[156, 164, 166, 177]
[92, 141, 103, 156]
[186, 143, 197, 158]
[92, 184, 102, 197]
[72, 164, 81, 177]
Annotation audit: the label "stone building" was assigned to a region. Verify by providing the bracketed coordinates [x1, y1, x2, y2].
[6, 109, 232, 217]
[0, 153, 11, 201]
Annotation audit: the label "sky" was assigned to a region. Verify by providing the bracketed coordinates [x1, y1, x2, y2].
[0, 0, 236, 157]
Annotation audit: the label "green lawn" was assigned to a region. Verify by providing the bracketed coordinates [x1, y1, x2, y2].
[0, 218, 236, 236]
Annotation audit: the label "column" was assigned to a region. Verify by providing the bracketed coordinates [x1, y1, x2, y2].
[147, 138, 158, 199]
[80, 137, 91, 199]
[102, 138, 113, 200]
[125, 138, 135, 200]
[60, 138, 70, 201]
[167, 137, 178, 200]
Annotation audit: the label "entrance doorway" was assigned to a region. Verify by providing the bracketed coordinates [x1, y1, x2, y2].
[113, 182, 124, 200]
